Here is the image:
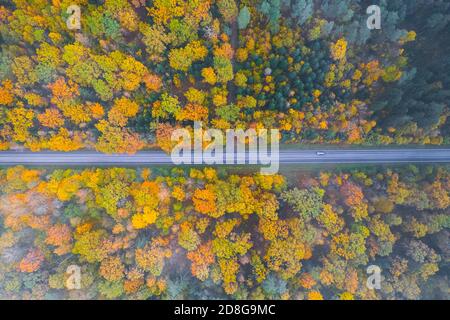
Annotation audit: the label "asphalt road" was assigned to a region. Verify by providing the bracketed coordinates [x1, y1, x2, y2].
[0, 149, 449, 165]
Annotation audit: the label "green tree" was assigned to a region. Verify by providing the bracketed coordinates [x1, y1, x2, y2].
[281, 187, 324, 219]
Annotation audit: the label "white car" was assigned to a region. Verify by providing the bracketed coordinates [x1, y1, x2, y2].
[316, 151, 326, 156]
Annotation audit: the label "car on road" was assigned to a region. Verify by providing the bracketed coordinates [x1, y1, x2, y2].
[316, 151, 326, 156]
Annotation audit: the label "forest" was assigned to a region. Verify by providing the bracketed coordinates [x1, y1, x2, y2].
[0, 0, 449, 302]
[0, 165, 448, 299]
[0, 0, 449, 153]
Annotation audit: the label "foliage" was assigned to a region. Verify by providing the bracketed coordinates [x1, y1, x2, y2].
[0, 165, 447, 299]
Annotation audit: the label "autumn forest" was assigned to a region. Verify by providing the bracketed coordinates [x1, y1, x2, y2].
[0, 165, 448, 299]
[0, 0, 449, 301]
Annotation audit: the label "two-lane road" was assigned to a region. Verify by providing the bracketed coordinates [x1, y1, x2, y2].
[0, 149, 450, 165]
